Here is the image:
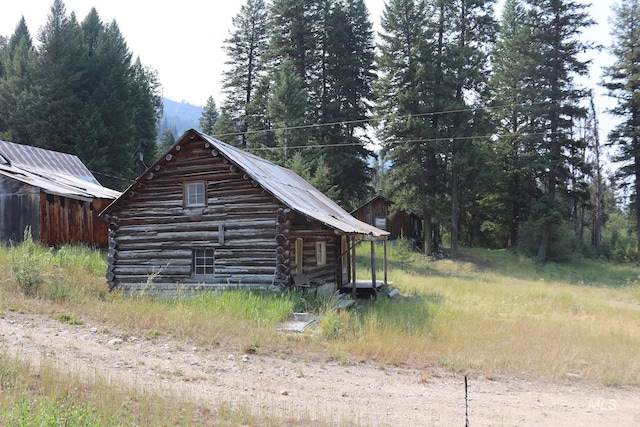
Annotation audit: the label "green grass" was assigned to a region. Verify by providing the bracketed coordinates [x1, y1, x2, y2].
[1, 239, 640, 424]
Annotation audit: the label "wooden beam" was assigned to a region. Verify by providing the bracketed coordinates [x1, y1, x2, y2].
[351, 235, 356, 298]
[383, 240, 388, 285]
[371, 241, 377, 297]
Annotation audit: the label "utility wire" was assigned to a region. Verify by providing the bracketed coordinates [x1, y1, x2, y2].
[212, 96, 591, 141]
[244, 130, 573, 152]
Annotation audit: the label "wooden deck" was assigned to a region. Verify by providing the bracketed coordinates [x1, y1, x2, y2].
[338, 280, 386, 298]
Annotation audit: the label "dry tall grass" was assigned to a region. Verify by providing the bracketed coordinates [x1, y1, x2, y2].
[345, 245, 640, 385]
[1, 241, 640, 424]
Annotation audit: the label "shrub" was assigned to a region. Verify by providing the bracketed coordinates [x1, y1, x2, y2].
[391, 234, 413, 267]
[518, 220, 579, 262]
[9, 227, 50, 296]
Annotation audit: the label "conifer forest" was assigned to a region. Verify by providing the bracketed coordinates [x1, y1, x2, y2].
[2, 0, 640, 263]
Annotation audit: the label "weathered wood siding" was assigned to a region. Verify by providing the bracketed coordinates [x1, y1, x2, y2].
[107, 136, 290, 290]
[394, 211, 423, 241]
[352, 197, 390, 229]
[0, 175, 40, 242]
[352, 197, 423, 241]
[289, 211, 341, 286]
[39, 194, 111, 247]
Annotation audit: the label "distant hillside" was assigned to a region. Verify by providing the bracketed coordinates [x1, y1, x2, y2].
[157, 98, 204, 140]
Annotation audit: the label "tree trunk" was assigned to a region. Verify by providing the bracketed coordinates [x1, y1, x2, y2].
[423, 207, 432, 256]
[451, 166, 459, 258]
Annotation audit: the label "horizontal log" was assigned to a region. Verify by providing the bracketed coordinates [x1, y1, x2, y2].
[115, 277, 277, 288]
[114, 239, 278, 252]
[117, 219, 279, 234]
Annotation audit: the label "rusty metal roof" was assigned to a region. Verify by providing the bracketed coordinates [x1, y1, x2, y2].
[0, 139, 99, 184]
[104, 129, 389, 239]
[197, 132, 388, 239]
[0, 140, 121, 201]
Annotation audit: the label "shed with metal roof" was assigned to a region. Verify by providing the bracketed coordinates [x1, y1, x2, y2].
[0, 140, 121, 247]
[101, 129, 389, 294]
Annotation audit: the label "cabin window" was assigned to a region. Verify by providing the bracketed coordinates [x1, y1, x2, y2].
[295, 238, 303, 275]
[185, 181, 206, 207]
[315, 241, 326, 265]
[193, 248, 215, 275]
[374, 216, 387, 230]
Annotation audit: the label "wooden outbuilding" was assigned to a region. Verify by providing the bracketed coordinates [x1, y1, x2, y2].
[351, 194, 423, 247]
[100, 129, 389, 294]
[0, 140, 121, 247]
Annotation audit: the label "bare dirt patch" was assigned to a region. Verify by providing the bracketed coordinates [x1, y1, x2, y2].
[1, 311, 639, 426]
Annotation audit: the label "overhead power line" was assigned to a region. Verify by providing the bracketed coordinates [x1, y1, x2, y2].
[211, 96, 591, 142]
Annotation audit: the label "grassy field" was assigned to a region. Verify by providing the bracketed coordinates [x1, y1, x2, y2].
[1, 238, 639, 424]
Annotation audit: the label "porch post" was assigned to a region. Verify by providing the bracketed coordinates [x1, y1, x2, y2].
[370, 240, 377, 297]
[383, 239, 388, 285]
[351, 235, 357, 298]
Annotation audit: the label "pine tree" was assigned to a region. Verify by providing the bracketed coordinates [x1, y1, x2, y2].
[602, 0, 640, 251]
[199, 96, 219, 135]
[129, 57, 163, 181]
[525, 0, 594, 262]
[437, 0, 496, 257]
[318, 0, 376, 208]
[488, 0, 538, 247]
[0, 17, 35, 143]
[268, 60, 308, 164]
[0, 1, 161, 190]
[158, 128, 176, 153]
[375, 0, 445, 255]
[29, 0, 88, 154]
[221, 0, 270, 147]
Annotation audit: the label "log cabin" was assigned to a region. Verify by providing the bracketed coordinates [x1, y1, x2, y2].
[0, 139, 121, 247]
[100, 129, 389, 294]
[351, 194, 423, 249]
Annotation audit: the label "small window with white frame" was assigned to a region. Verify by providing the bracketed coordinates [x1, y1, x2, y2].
[185, 181, 206, 207]
[315, 241, 326, 265]
[193, 248, 215, 275]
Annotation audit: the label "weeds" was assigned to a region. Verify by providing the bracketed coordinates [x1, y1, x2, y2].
[9, 227, 50, 296]
[56, 313, 84, 325]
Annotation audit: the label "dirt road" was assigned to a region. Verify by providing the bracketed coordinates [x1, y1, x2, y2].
[1, 312, 638, 426]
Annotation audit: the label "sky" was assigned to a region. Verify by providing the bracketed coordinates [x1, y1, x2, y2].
[0, 0, 620, 136]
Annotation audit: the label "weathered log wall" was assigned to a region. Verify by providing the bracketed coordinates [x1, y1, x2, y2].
[107, 136, 297, 290]
[289, 211, 340, 286]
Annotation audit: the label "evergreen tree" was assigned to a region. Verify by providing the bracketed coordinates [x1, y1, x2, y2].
[221, 0, 270, 147]
[375, 0, 444, 255]
[0, 17, 35, 143]
[129, 57, 163, 180]
[269, 0, 321, 90]
[488, 0, 538, 247]
[2, 1, 163, 189]
[318, 0, 376, 208]
[268, 60, 308, 164]
[199, 96, 219, 135]
[602, 0, 640, 251]
[158, 128, 176, 153]
[211, 111, 243, 145]
[525, 0, 594, 262]
[29, 0, 88, 155]
[437, 0, 496, 257]
[245, 75, 276, 158]
[79, 11, 132, 183]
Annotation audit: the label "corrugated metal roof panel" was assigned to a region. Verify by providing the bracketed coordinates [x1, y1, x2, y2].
[104, 129, 389, 239]
[198, 132, 389, 239]
[0, 164, 121, 200]
[0, 139, 100, 184]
